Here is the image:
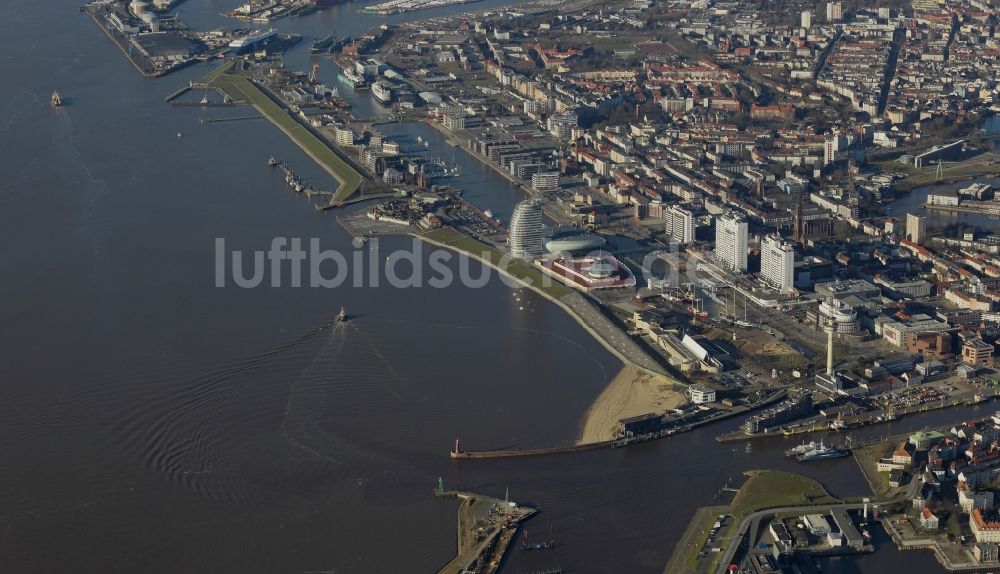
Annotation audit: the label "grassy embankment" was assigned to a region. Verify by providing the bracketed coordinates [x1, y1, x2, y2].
[421, 227, 573, 299]
[202, 64, 363, 202]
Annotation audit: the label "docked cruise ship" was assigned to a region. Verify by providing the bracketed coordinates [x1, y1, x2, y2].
[371, 80, 394, 104]
[337, 66, 368, 89]
[228, 28, 277, 51]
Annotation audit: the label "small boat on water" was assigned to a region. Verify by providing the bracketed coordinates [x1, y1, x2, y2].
[51, 91, 62, 107]
[337, 306, 347, 322]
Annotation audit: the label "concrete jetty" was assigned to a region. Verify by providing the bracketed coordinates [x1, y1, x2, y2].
[435, 489, 536, 574]
[454, 389, 788, 460]
[450, 440, 615, 459]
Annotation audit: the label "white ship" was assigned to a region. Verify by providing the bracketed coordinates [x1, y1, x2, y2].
[371, 80, 394, 104]
[784, 440, 817, 457]
[228, 28, 277, 50]
[337, 66, 368, 89]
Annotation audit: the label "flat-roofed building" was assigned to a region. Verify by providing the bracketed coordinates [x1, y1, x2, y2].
[963, 338, 995, 366]
[803, 514, 831, 535]
[666, 204, 696, 244]
[761, 234, 795, 293]
[715, 211, 748, 272]
[687, 384, 716, 404]
[907, 212, 926, 244]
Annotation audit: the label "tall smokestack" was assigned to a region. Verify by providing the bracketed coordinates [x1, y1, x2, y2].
[826, 325, 834, 376]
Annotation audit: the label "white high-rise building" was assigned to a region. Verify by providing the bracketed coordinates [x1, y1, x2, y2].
[715, 212, 748, 272]
[509, 200, 545, 259]
[761, 234, 796, 293]
[666, 204, 696, 244]
[801, 10, 812, 28]
[823, 133, 847, 166]
[906, 212, 926, 245]
[826, 1, 842, 22]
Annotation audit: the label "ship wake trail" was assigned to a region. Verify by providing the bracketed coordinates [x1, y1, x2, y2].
[108, 316, 347, 502]
[279, 321, 351, 462]
[279, 320, 407, 463]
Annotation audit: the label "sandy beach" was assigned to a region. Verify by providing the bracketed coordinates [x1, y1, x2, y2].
[577, 366, 687, 444]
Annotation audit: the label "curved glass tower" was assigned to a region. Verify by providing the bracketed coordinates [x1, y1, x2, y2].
[508, 200, 545, 260]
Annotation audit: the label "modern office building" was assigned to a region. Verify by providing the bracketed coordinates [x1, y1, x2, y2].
[531, 171, 560, 193]
[761, 234, 795, 292]
[715, 211, 748, 272]
[666, 204, 696, 244]
[687, 384, 716, 404]
[801, 10, 812, 28]
[509, 199, 545, 259]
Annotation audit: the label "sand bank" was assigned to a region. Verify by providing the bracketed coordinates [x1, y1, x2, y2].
[577, 366, 686, 444]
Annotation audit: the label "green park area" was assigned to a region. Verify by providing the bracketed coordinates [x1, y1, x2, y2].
[731, 470, 840, 515]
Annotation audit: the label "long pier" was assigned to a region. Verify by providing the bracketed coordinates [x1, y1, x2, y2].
[450, 439, 615, 459]
[164, 85, 239, 107]
[452, 390, 788, 460]
[205, 115, 262, 123]
[316, 192, 395, 212]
